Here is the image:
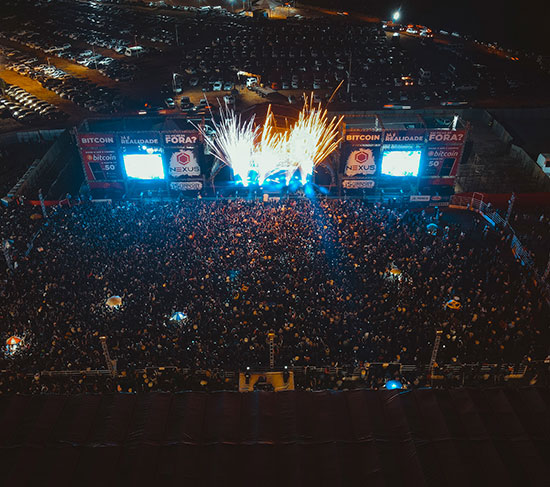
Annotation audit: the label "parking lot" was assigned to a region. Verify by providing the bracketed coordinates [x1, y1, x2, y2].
[0, 0, 549, 131]
[0, 65, 89, 120]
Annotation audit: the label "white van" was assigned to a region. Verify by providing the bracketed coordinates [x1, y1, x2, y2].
[125, 46, 145, 57]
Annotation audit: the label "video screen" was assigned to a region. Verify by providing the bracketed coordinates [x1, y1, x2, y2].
[381, 150, 421, 177]
[123, 153, 165, 180]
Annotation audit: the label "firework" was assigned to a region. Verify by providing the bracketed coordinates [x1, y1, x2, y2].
[196, 103, 258, 186]
[255, 106, 294, 185]
[287, 95, 344, 184]
[196, 96, 343, 187]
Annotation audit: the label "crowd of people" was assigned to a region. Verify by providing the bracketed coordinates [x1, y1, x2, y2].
[1, 198, 548, 392]
[511, 211, 550, 272]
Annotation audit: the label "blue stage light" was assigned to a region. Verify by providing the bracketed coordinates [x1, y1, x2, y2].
[385, 380, 403, 390]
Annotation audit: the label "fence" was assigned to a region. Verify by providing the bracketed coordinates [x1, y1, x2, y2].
[2, 361, 539, 391]
[0, 129, 65, 146]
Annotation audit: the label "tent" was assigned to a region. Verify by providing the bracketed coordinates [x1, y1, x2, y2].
[446, 298, 462, 310]
[427, 223, 438, 235]
[0, 388, 548, 486]
[6, 336, 21, 346]
[105, 296, 122, 308]
[251, 0, 279, 11]
[5, 336, 22, 355]
[170, 311, 188, 322]
[386, 267, 403, 282]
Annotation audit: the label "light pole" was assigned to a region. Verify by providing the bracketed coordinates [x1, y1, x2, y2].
[92, 46, 98, 71]
[99, 336, 117, 376]
[392, 10, 401, 22]
[543, 253, 550, 282]
[267, 330, 275, 369]
[346, 50, 352, 95]
[505, 192, 515, 224]
[429, 330, 443, 387]
[2, 240, 14, 272]
[38, 189, 47, 219]
[172, 72, 181, 94]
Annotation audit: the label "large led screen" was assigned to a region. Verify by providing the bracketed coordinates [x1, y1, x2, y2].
[381, 150, 421, 177]
[123, 153, 165, 180]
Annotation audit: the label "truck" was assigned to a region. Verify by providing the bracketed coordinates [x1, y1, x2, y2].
[254, 85, 276, 97]
[237, 70, 261, 88]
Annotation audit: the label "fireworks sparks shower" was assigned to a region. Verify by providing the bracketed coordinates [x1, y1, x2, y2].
[199, 103, 259, 186]
[287, 95, 344, 185]
[196, 96, 343, 187]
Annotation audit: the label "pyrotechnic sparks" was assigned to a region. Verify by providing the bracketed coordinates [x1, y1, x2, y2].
[287, 95, 344, 184]
[196, 96, 343, 187]
[255, 106, 285, 185]
[197, 103, 258, 186]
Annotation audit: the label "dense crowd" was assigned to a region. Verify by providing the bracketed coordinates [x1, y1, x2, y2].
[1, 199, 548, 392]
[511, 211, 550, 272]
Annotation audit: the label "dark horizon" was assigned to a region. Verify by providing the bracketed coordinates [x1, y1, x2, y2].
[300, 0, 549, 55]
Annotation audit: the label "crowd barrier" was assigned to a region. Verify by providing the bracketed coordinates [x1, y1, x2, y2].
[454, 191, 550, 210]
[2, 361, 539, 390]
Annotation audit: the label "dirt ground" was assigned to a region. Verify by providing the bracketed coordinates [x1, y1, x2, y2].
[0, 116, 22, 134]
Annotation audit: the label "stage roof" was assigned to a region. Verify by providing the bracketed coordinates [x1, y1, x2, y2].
[80, 117, 198, 132]
[0, 388, 548, 486]
[340, 111, 468, 131]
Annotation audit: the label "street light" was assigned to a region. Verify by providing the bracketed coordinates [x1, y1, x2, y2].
[392, 10, 400, 22]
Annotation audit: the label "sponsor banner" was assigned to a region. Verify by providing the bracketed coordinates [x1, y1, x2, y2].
[78, 133, 116, 147]
[383, 129, 425, 144]
[342, 179, 375, 189]
[419, 177, 455, 186]
[119, 132, 160, 146]
[409, 195, 431, 202]
[345, 147, 378, 177]
[82, 150, 122, 181]
[163, 132, 199, 146]
[344, 130, 383, 145]
[170, 181, 203, 191]
[423, 145, 462, 177]
[88, 181, 124, 190]
[427, 129, 466, 145]
[168, 149, 200, 178]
